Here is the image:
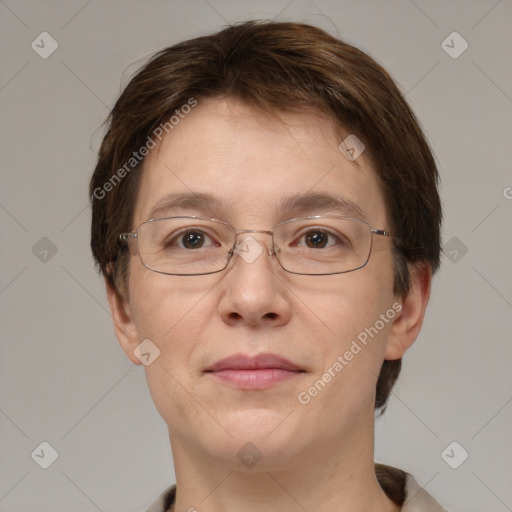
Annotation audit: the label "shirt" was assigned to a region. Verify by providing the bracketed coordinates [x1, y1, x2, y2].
[145, 463, 449, 511]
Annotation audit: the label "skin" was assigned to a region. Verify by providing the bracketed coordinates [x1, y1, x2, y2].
[106, 97, 431, 512]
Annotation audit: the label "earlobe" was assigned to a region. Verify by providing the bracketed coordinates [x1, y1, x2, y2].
[104, 276, 142, 366]
[384, 264, 432, 360]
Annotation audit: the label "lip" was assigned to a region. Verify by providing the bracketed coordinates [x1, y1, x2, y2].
[204, 353, 305, 390]
[205, 353, 302, 372]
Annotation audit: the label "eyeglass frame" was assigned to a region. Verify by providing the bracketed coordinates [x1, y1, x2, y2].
[119, 215, 393, 276]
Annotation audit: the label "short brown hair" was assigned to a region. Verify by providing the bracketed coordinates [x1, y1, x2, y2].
[89, 20, 442, 412]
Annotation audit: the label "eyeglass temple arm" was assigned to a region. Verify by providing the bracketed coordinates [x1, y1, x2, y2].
[371, 228, 390, 237]
[372, 230, 412, 250]
[119, 232, 137, 241]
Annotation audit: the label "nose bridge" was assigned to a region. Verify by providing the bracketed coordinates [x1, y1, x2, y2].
[234, 229, 275, 257]
[220, 227, 292, 328]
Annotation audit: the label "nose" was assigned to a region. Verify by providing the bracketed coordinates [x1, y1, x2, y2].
[217, 232, 292, 328]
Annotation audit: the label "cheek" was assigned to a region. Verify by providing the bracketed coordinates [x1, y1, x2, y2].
[294, 256, 396, 394]
[294, 252, 395, 340]
[128, 268, 216, 427]
[129, 263, 215, 341]
[294, 276, 397, 423]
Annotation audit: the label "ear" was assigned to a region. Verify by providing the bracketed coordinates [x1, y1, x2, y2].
[384, 263, 432, 360]
[104, 276, 142, 365]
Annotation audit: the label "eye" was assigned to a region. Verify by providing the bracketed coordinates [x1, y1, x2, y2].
[180, 230, 207, 249]
[164, 229, 219, 250]
[302, 229, 330, 249]
[294, 228, 350, 250]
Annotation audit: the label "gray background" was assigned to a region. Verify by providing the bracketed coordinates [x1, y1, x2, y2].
[1, 1, 511, 511]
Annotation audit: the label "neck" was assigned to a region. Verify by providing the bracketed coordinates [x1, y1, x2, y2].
[168, 412, 400, 512]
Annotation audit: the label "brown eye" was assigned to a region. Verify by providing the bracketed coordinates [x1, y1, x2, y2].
[163, 229, 217, 250]
[181, 231, 206, 249]
[304, 230, 329, 248]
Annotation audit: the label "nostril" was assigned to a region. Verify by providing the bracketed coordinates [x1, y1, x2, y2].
[265, 312, 278, 320]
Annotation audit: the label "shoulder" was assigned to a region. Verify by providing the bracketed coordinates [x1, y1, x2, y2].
[146, 465, 450, 512]
[403, 472, 450, 511]
[144, 484, 176, 512]
[376, 463, 450, 511]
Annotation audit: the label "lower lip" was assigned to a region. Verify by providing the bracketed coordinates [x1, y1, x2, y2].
[206, 369, 302, 389]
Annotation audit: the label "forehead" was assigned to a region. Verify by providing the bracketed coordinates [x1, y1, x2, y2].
[132, 97, 387, 228]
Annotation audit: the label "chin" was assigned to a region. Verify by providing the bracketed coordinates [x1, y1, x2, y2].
[220, 409, 304, 453]
[203, 426, 304, 473]
[228, 407, 291, 434]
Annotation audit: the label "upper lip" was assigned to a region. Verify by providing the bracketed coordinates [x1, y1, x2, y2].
[204, 353, 303, 372]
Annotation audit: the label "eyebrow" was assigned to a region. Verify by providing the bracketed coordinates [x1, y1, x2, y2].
[280, 192, 367, 220]
[147, 191, 368, 221]
[147, 192, 223, 219]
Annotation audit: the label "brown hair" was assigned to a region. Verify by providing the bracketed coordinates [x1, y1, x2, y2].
[89, 20, 441, 412]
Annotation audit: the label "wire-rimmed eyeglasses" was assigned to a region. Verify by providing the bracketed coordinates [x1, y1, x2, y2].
[119, 215, 392, 276]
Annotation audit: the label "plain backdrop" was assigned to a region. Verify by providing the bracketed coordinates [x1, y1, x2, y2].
[1, 1, 511, 511]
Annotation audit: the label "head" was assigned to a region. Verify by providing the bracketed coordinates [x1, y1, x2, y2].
[90, 21, 441, 466]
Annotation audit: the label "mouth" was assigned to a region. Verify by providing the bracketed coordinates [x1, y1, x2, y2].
[204, 352, 305, 390]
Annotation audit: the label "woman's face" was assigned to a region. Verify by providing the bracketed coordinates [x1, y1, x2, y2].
[116, 97, 399, 469]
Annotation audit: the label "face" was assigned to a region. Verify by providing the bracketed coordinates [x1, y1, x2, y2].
[116, 97, 403, 470]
